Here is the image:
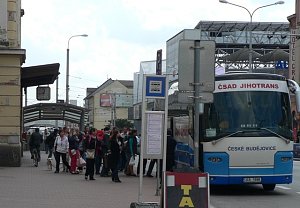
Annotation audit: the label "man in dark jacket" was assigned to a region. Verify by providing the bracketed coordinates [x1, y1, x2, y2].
[100, 127, 110, 177]
[29, 128, 43, 161]
[166, 128, 177, 171]
[45, 129, 58, 158]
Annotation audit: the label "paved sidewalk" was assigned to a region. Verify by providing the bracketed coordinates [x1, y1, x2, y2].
[0, 151, 160, 208]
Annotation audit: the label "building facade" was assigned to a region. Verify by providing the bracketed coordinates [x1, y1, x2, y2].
[85, 79, 133, 130]
[0, 0, 25, 166]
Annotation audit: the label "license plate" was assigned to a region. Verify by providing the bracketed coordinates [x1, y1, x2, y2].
[243, 177, 261, 183]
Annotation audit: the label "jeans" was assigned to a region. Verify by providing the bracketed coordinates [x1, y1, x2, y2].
[85, 158, 95, 179]
[48, 147, 54, 158]
[30, 146, 41, 161]
[54, 152, 70, 172]
[95, 154, 102, 174]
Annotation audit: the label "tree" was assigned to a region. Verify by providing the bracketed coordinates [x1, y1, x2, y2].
[115, 119, 134, 129]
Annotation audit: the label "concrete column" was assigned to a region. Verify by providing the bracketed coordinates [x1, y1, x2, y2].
[0, 49, 25, 166]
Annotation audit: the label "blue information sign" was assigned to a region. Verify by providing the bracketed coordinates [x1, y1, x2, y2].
[145, 76, 166, 98]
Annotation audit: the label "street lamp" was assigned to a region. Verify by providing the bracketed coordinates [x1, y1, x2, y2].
[66, 34, 88, 104]
[219, 0, 284, 72]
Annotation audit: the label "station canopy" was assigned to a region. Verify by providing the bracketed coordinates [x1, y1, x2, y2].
[258, 48, 289, 62]
[21, 63, 60, 88]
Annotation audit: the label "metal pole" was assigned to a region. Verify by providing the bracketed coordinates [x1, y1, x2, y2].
[66, 48, 70, 104]
[162, 75, 169, 208]
[66, 34, 88, 104]
[24, 87, 27, 107]
[138, 75, 147, 203]
[113, 93, 116, 127]
[193, 41, 201, 169]
[249, 15, 253, 72]
[55, 76, 59, 128]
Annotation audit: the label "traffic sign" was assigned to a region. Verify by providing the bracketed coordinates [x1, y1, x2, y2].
[145, 75, 166, 99]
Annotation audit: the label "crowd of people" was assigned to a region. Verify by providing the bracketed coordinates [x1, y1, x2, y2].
[28, 126, 177, 184]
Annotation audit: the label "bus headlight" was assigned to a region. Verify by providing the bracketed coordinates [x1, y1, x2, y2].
[281, 157, 292, 162]
[208, 157, 222, 163]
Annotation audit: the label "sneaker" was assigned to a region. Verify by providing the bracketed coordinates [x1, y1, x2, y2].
[54, 171, 59, 173]
[89, 178, 96, 180]
[146, 174, 153, 178]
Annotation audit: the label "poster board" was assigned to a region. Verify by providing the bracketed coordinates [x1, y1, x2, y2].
[143, 111, 164, 159]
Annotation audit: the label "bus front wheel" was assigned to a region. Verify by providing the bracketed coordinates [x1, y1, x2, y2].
[262, 184, 276, 191]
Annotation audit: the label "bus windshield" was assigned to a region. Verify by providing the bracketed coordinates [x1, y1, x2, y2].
[201, 91, 293, 141]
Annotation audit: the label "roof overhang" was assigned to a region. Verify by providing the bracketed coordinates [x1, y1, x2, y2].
[21, 63, 60, 88]
[23, 103, 89, 124]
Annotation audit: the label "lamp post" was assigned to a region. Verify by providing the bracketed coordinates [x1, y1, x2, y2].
[66, 34, 88, 104]
[219, 0, 284, 72]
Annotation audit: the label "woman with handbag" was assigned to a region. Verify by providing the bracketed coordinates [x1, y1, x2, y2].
[109, 130, 121, 182]
[83, 127, 97, 180]
[54, 129, 71, 173]
[125, 129, 138, 176]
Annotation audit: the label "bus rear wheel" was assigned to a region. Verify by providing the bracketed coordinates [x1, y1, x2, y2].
[262, 184, 276, 191]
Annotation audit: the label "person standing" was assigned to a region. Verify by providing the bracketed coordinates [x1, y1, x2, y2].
[68, 129, 79, 174]
[95, 130, 104, 175]
[29, 128, 43, 162]
[45, 128, 58, 159]
[125, 129, 138, 176]
[84, 128, 97, 180]
[166, 128, 177, 171]
[109, 130, 121, 182]
[100, 127, 110, 177]
[54, 129, 70, 173]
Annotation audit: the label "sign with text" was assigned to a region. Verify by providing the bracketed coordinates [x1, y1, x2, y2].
[100, 94, 112, 107]
[145, 75, 166, 99]
[143, 111, 164, 159]
[165, 171, 209, 208]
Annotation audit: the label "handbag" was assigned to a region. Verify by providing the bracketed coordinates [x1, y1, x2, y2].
[86, 149, 95, 159]
[77, 157, 86, 167]
[85, 139, 96, 159]
[129, 156, 135, 166]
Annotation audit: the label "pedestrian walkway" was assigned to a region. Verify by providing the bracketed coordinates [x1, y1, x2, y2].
[0, 151, 160, 208]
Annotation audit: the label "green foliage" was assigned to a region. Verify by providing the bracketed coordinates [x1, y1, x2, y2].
[115, 119, 134, 129]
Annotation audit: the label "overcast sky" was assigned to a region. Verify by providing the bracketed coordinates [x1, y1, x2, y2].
[21, 0, 295, 106]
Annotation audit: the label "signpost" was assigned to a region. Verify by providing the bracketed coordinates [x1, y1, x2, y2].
[134, 74, 168, 208]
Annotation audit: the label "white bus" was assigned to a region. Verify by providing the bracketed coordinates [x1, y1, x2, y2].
[174, 73, 300, 191]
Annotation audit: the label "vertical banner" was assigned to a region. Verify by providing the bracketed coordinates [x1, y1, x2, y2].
[156, 49, 162, 75]
[297, 0, 300, 26]
[289, 29, 297, 81]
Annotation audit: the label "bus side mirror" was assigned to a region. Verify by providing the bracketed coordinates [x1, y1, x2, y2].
[295, 91, 300, 113]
